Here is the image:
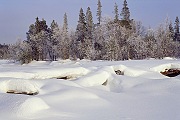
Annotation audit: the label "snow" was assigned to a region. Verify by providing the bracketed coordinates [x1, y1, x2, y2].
[0, 79, 38, 94]
[0, 59, 180, 120]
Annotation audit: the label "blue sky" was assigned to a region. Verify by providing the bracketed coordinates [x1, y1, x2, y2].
[0, 0, 179, 44]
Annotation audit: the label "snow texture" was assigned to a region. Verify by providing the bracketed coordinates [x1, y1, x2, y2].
[0, 59, 180, 120]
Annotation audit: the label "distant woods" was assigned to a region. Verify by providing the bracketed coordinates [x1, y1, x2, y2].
[3, 0, 180, 63]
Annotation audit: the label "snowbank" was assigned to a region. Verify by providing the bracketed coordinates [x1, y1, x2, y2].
[17, 97, 49, 117]
[151, 63, 180, 72]
[0, 79, 39, 95]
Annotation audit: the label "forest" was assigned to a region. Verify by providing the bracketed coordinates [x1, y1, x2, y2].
[1, 0, 180, 64]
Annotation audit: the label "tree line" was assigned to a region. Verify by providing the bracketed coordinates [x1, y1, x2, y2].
[5, 0, 180, 63]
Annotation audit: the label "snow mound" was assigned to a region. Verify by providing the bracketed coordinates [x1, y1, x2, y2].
[0, 72, 35, 79]
[163, 57, 176, 60]
[33, 67, 90, 79]
[0, 94, 25, 118]
[75, 67, 113, 87]
[113, 65, 127, 72]
[113, 65, 147, 77]
[49, 59, 74, 65]
[75, 71, 110, 87]
[0, 67, 89, 80]
[0, 79, 39, 95]
[58, 89, 100, 101]
[151, 63, 180, 72]
[123, 67, 147, 77]
[17, 97, 49, 117]
[26, 60, 51, 66]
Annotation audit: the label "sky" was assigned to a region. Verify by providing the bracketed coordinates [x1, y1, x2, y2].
[0, 0, 179, 44]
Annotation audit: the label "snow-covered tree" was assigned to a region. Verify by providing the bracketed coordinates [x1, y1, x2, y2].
[75, 8, 86, 43]
[131, 21, 145, 36]
[69, 29, 77, 60]
[175, 16, 179, 34]
[85, 7, 94, 59]
[120, 0, 130, 21]
[144, 28, 156, 58]
[62, 13, 68, 38]
[93, 20, 107, 60]
[154, 18, 176, 58]
[26, 24, 37, 61]
[0, 44, 9, 59]
[174, 16, 180, 42]
[9, 40, 32, 64]
[86, 7, 93, 40]
[97, 0, 102, 25]
[127, 34, 147, 59]
[26, 17, 51, 61]
[114, 3, 119, 22]
[105, 35, 119, 61]
[60, 13, 70, 60]
[75, 8, 88, 59]
[50, 20, 61, 60]
[169, 21, 174, 39]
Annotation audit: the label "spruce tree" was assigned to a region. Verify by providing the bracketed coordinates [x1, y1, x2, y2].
[120, 0, 130, 21]
[75, 8, 87, 59]
[33, 18, 50, 60]
[35, 17, 40, 33]
[169, 21, 174, 39]
[63, 13, 68, 38]
[97, 0, 102, 24]
[76, 8, 86, 43]
[86, 7, 93, 39]
[174, 16, 180, 42]
[85, 7, 94, 59]
[114, 3, 119, 22]
[175, 16, 179, 34]
[61, 13, 70, 59]
[26, 23, 38, 61]
[50, 20, 60, 60]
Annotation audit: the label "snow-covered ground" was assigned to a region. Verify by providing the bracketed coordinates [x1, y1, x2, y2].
[0, 58, 180, 120]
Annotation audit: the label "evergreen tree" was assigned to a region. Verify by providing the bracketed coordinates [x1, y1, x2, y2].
[164, 18, 175, 57]
[175, 16, 179, 34]
[97, 0, 102, 24]
[0, 44, 9, 59]
[93, 24, 106, 60]
[127, 34, 146, 59]
[35, 17, 40, 33]
[144, 28, 156, 58]
[50, 20, 60, 60]
[120, 0, 130, 21]
[86, 7, 93, 39]
[105, 35, 119, 61]
[37, 18, 50, 61]
[154, 18, 176, 59]
[9, 40, 32, 64]
[62, 13, 68, 38]
[114, 3, 119, 22]
[75, 8, 87, 59]
[85, 7, 94, 59]
[169, 21, 174, 39]
[60, 13, 70, 59]
[35, 17, 48, 33]
[26, 18, 50, 61]
[26, 24, 38, 61]
[76, 8, 87, 43]
[174, 16, 180, 41]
